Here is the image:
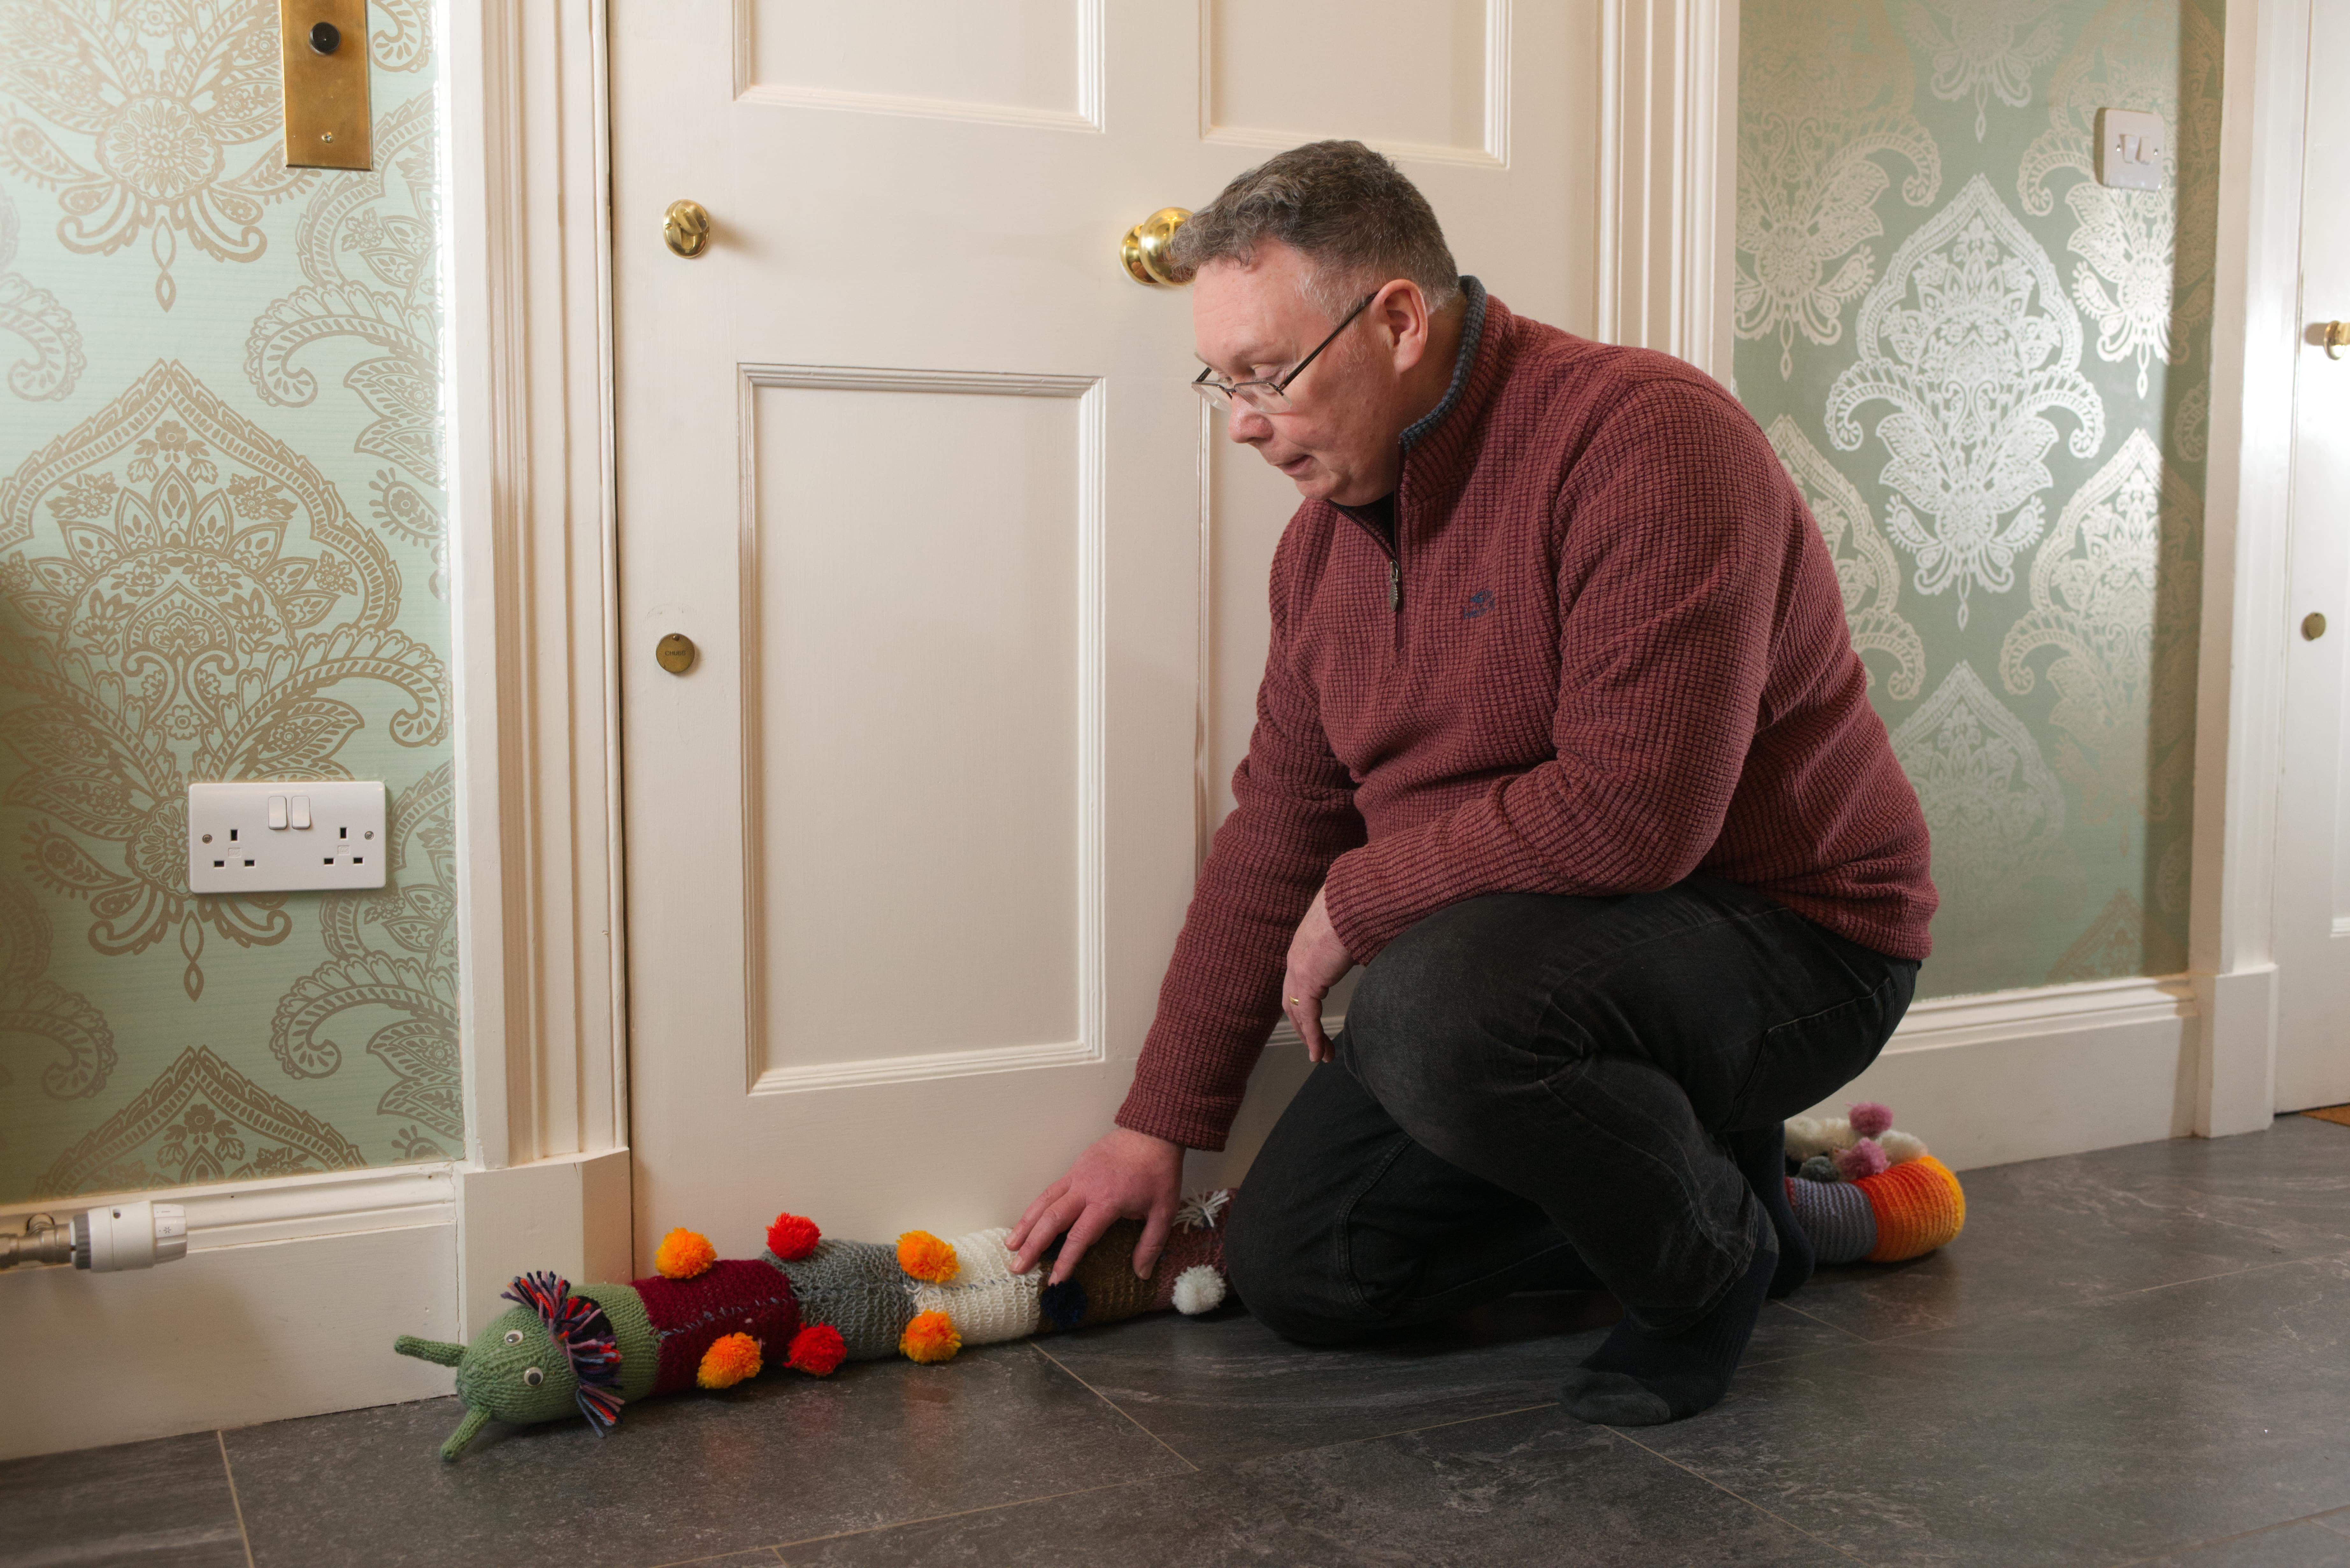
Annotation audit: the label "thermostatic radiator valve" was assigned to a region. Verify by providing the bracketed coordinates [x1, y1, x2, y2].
[1, 1201, 188, 1271]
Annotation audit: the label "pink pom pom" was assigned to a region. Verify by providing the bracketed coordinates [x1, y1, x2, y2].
[1848, 1101, 1894, 1138]
[1834, 1138, 1889, 1181]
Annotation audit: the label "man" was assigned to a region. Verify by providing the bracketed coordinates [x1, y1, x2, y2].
[1008, 142, 1934, 1425]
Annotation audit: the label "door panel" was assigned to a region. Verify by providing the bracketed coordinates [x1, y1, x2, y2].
[615, 0, 1598, 1260]
[2275, 0, 2350, 1110]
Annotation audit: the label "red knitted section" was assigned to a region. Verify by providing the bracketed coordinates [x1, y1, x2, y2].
[1116, 291, 1936, 1151]
[632, 1259, 801, 1396]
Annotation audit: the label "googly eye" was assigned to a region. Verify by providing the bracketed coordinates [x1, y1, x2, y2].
[503, 1329, 524, 1345]
[523, 1366, 544, 1386]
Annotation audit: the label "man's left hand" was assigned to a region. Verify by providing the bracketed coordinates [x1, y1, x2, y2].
[1283, 887, 1354, 1064]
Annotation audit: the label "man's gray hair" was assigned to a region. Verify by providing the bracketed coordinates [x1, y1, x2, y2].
[1168, 140, 1461, 316]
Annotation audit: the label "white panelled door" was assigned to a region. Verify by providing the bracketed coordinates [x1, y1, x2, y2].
[611, 0, 1599, 1262]
[2276, 0, 2350, 1112]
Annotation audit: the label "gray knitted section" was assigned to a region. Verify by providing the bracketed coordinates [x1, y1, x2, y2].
[765, 1240, 913, 1361]
[1786, 1176, 1877, 1265]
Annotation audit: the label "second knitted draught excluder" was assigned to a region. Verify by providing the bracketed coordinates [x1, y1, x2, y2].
[1782, 1102, 1966, 1265]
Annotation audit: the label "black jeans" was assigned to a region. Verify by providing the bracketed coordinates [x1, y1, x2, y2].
[1225, 878, 1917, 1337]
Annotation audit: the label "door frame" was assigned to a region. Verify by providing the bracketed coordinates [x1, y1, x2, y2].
[435, 0, 2312, 1313]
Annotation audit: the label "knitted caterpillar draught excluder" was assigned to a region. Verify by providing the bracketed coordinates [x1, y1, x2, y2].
[1782, 1102, 1966, 1264]
[394, 1189, 1235, 1459]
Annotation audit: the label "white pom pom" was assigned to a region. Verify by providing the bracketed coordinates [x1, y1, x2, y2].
[1822, 1117, 1857, 1150]
[1171, 1264, 1226, 1316]
[1783, 1116, 1832, 1159]
[1879, 1130, 1928, 1165]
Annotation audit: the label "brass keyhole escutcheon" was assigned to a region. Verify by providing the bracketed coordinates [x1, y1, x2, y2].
[1119, 207, 1192, 287]
[2306, 612, 2329, 642]
[655, 632, 698, 674]
[663, 200, 712, 259]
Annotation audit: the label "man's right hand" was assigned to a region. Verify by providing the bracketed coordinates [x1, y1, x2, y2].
[1007, 1126, 1184, 1285]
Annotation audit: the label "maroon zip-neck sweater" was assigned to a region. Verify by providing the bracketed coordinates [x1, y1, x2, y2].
[1116, 280, 1936, 1152]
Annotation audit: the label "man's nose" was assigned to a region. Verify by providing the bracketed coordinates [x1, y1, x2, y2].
[1225, 403, 1272, 443]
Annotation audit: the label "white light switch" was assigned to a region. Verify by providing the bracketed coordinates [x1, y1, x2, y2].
[2095, 107, 2165, 190]
[187, 781, 387, 894]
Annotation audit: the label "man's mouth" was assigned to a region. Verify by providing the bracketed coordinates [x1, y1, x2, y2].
[1275, 453, 1315, 477]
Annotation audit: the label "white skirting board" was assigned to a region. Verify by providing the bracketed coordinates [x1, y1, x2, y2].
[1195, 972, 2205, 1189]
[0, 1150, 633, 1463]
[0, 1165, 460, 1463]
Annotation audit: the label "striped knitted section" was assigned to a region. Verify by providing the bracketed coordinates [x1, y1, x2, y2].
[909, 1227, 1042, 1346]
[1863, 1155, 1966, 1262]
[1786, 1175, 1877, 1265]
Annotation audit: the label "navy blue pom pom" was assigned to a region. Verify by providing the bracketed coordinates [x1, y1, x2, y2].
[1040, 1279, 1088, 1330]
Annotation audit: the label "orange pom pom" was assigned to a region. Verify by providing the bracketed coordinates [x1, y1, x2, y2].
[766, 1212, 821, 1262]
[896, 1229, 959, 1284]
[899, 1309, 961, 1364]
[786, 1322, 847, 1376]
[697, 1331, 763, 1389]
[654, 1227, 718, 1280]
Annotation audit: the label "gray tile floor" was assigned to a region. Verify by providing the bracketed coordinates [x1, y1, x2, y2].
[10, 1114, 2350, 1568]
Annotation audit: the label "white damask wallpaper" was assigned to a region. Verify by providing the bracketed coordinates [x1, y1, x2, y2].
[1737, 0, 2218, 997]
[0, 0, 452, 1203]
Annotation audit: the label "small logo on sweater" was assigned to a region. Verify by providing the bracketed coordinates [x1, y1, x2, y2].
[1461, 588, 1495, 621]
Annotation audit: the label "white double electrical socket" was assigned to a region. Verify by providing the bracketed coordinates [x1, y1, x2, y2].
[186, 781, 387, 894]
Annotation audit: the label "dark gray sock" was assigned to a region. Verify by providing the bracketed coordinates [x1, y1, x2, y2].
[1726, 1123, 1813, 1299]
[1558, 1208, 1775, 1427]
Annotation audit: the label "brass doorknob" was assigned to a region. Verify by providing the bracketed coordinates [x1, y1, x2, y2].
[1119, 207, 1191, 287]
[655, 632, 698, 674]
[2307, 612, 2329, 641]
[2325, 321, 2350, 359]
[663, 200, 711, 259]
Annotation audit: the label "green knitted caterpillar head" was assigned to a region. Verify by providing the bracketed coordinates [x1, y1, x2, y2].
[395, 1272, 624, 1460]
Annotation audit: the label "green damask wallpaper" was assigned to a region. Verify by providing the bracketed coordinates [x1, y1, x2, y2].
[1736, 0, 2218, 997]
[0, 0, 454, 1203]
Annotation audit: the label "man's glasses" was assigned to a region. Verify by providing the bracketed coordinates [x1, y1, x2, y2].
[1192, 294, 1374, 414]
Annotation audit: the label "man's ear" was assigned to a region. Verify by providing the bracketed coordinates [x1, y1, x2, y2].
[1374, 280, 1433, 371]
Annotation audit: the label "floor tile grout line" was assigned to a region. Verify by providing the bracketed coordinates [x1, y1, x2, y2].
[765, 1474, 1162, 1554]
[1771, 1298, 1872, 1344]
[214, 1429, 256, 1568]
[1604, 1425, 1877, 1567]
[2103, 1504, 2350, 1568]
[1024, 1340, 1202, 1473]
[1857, 1249, 2341, 1351]
[763, 1398, 1575, 1558]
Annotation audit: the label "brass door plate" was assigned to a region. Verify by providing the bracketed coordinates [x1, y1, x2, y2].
[280, 0, 372, 170]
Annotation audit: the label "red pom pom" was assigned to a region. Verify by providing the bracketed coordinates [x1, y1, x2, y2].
[766, 1212, 821, 1261]
[1848, 1101, 1894, 1138]
[786, 1322, 846, 1376]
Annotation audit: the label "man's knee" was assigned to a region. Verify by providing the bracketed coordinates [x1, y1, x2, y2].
[1345, 900, 1549, 1140]
[1224, 1191, 1377, 1346]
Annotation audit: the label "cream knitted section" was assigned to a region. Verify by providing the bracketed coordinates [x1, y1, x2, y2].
[909, 1226, 1042, 1345]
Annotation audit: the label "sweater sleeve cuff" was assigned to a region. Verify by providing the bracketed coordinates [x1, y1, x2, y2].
[1112, 1091, 1231, 1154]
[1322, 839, 1429, 966]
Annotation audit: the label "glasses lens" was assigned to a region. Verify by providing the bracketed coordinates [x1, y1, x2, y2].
[1233, 382, 1290, 415]
[1193, 379, 1231, 410]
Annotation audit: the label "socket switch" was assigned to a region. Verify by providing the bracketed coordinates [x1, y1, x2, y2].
[187, 780, 386, 894]
[2095, 107, 2164, 190]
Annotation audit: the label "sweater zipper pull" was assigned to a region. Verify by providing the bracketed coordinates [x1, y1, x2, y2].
[1387, 558, 1401, 613]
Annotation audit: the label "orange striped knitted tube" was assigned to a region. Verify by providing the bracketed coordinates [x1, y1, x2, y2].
[1859, 1155, 1965, 1262]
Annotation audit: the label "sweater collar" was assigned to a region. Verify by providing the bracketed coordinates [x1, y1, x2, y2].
[1399, 275, 1488, 457]
[1391, 278, 1511, 526]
